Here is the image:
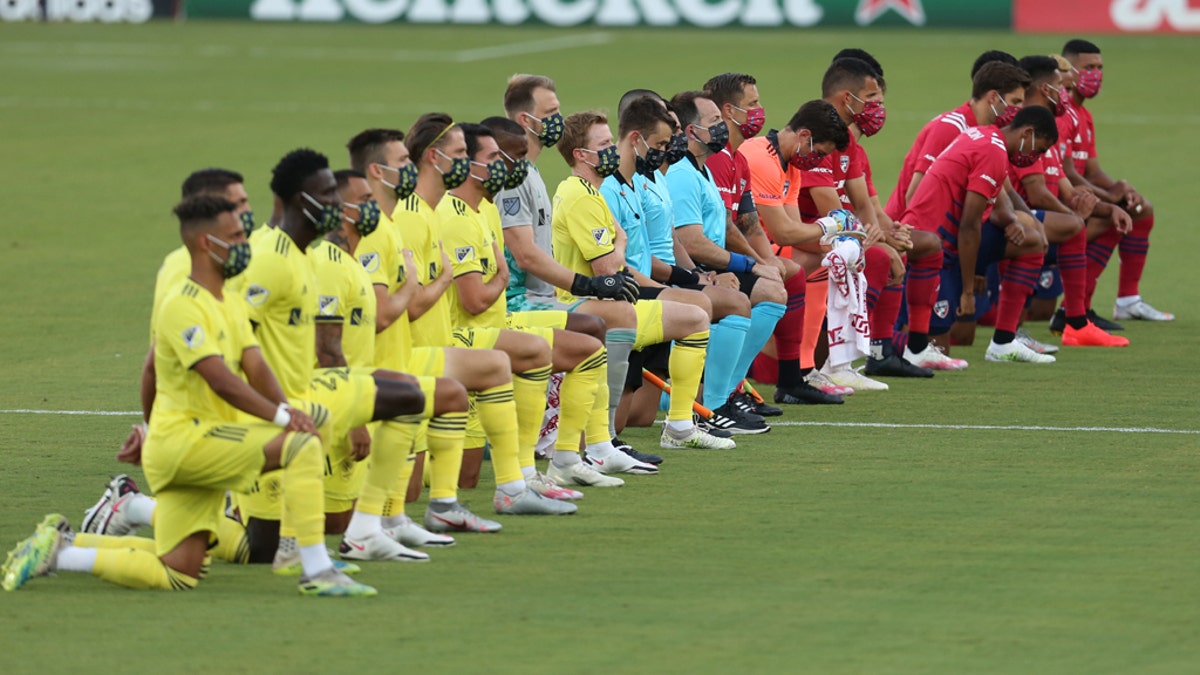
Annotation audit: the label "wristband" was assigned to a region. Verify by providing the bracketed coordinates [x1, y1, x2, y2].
[666, 265, 700, 287]
[272, 403, 292, 428]
[726, 253, 755, 274]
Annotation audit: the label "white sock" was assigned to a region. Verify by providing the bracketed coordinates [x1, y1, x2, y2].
[665, 419, 692, 433]
[429, 497, 456, 505]
[299, 543, 334, 578]
[497, 479, 526, 496]
[55, 546, 97, 573]
[345, 512, 381, 541]
[585, 441, 617, 459]
[551, 450, 582, 469]
[381, 514, 408, 529]
[1116, 295, 1140, 307]
[124, 494, 156, 527]
[521, 466, 537, 480]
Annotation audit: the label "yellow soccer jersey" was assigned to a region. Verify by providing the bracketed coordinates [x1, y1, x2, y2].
[437, 194, 506, 329]
[149, 245, 191, 343]
[552, 176, 617, 303]
[311, 239, 377, 369]
[356, 210, 413, 370]
[240, 227, 317, 398]
[393, 194, 452, 347]
[151, 279, 258, 434]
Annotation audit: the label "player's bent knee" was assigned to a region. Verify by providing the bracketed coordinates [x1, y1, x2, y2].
[375, 379, 425, 420]
[752, 280, 785, 306]
[434, 377, 469, 413]
[565, 312, 606, 340]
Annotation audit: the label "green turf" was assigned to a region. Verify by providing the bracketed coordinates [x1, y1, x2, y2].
[1, 20, 1198, 674]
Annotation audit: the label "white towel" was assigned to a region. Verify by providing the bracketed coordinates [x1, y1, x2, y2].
[823, 239, 870, 368]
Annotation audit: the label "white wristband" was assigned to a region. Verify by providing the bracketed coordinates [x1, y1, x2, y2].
[272, 403, 292, 428]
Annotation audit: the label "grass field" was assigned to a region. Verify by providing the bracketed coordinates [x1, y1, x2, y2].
[1, 19, 1198, 674]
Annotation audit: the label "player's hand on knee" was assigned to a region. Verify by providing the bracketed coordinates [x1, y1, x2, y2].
[116, 422, 147, 465]
[958, 291, 976, 319]
[349, 426, 371, 461]
[1112, 209, 1133, 234]
[1004, 222, 1025, 245]
[286, 409, 318, 436]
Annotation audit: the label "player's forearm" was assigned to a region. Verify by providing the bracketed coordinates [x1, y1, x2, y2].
[746, 227, 776, 261]
[734, 211, 759, 236]
[723, 221, 760, 260]
[1084, 161, 1117, 191]
[315, 324, 348, 368]
[958, 222, 981, 292]
[1003, 184, 1032, 215]
[672, 236, 697, 271]
[679, 235, 731, 269]
[905, 173, 925, 204]
[140, 344, 155, 424]
[761, 219, 822, 247]
[588, 252, 624, 276]
[407, 282, 447, 320]
[628, 268, 660, 288]
[242, 350, 288, 405]
[206, 364, 283, 421]
[505, 232, 578, 290]
[650, 257, 673, 283]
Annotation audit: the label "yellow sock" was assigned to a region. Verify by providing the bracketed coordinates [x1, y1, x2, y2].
[92, 548, 197, 590]
[358, 419, 416, 516]
[210, 516, 250, 564]
[561, 346, 605, 448]
[513, 365, 552, 459]
[279, 432, 326, 548]
[668, 330, 709, 422]
[72, 533, 157, 552]
[427, 412, 467, 500]
[475, 383, 523, 485]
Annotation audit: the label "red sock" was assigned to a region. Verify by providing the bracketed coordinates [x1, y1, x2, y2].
[872, 286, 904, 341]
[773, 272, 805, 362]
[1117, 215, 1153, 298]
[1086, 228, 1122, 307]
[905, 249, 942, 335]
[1059, 228, 1087, 317]
[995, 252, 1043, 333]
[863, 245, 891, 314]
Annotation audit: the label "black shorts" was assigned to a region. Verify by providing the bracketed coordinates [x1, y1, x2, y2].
[637, 286, 664, 301]
[624, 342, 673, 391]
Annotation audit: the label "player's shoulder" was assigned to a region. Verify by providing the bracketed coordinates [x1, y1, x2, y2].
[311, 239, 345, 264]
[159, 278, 212, 321]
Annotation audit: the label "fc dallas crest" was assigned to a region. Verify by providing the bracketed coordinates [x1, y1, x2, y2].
[856, 0, 925, 26]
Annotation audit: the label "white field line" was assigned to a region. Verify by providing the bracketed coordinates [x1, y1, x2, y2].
[4, 409, 1198, 435]
[454, 32, 612, 62]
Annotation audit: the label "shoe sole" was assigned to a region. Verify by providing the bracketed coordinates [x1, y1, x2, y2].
[723, 426, 771, 435]
[985, 354, 1055, 364]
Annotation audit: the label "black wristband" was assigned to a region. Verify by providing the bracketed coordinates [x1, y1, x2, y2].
[570, 273, 589, 297]
[667, 265, 700, 287]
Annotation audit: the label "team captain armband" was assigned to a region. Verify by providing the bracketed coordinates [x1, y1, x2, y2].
[667, 265, 701, 287]
[725, 253, 756, 274]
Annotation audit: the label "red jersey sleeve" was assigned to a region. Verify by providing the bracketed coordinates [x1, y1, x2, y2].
[705, 149, 739, 211]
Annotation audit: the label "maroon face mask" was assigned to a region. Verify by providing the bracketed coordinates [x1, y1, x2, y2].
[732, 105, 766, 138]
[790, 135, 824, 170]
[1076, 69, 1103, 98]
[1008, 135, 1041, 168]
[851, 98, 887, 137]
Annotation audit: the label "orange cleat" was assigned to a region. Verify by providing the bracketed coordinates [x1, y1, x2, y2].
[1062, 322, 1130, 347]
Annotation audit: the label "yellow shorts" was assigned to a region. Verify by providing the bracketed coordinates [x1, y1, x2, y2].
[144, 420, 285, 556]
[633, 298, 665, 350]
[508, 310, 568, 330]
[408, 346, 446, 378]
[323, 421, 377, 513]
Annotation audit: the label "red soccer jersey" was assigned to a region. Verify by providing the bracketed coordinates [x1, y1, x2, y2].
[706, 143, 752, 214]
[900, 126, 1008, 255]
[886, 102, 978, 220]
[1055, 105, 1079, 173]
[797, 134, 865, 222]
[862, 144, 878, 198]
[1069, 103, 1096, 174]
[1011, 144, 1065, 202]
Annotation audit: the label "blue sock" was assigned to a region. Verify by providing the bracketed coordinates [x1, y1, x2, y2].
[731, 302, 786, 391]
[702, 314, 751, 409]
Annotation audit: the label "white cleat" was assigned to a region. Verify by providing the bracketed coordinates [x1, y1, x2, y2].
[423, 502, 502, 533]
[1113, 298, 1174, 322]
[820, 363, 887, 392]
[904, 344, 968, 371]
[985, 339, 1056, 364]
[382, 514, 455, 548]
[494, 488, 578, 515]
[805, 368, 856, 396]
[527, 471, 584, 501]
[81, 475, 141, 537]
[659, 424, 737, 450]
[338, 531, 430, 562]
[584, 450, 658, 475]
[547, 461, 625, 488]
[1015, 328, 1059, 354]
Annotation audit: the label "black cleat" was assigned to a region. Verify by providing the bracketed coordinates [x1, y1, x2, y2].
[612, 437, 663, 465]
[696, 417, 734, 439]
[708, 404, 770, 435]
[1087, 308, 1124, 332]
[732, 391, 782, 417]
[773, 381, 844, 405]
[865, 354, 934, 378]
[1048, 307, 1067, 336]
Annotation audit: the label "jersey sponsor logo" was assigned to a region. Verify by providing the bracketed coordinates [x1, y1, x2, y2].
[591, 228, 610, 246]
[782, 180, 791, 195]
[318, 295, 339, 316]
[288, 308, 302, 326]
[810, 167, 834, 175]
[502, 197, 521, 216]
[350, 307, 363, 325]
[934, 299, 950, 319]
[965, 127, 985, 141]
[182, 325, 204, 348]
[359, 252, 380, 273]
[245, 284, 269, 306]
[455, 246, 475, 263]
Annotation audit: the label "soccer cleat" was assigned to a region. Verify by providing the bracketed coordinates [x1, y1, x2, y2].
[1114, 299, 1174, 322]
[807, 368, 857, 396]
[1015, 328, 1059, 354]
[1062, 322, 1130, 347]
[81, 474, 141, 537]
[904, 344, 968, 371]
[494, 488, 578, 516]
[1048, 307, 1067, 336]
[338, 531, 430, 562]
[612, 437, 663, 465]
[1087, 308, 1124, 332]
[382, 514, 457, 547]
[585, 449, 660, 474]
[773, 380, 844, 405]
[527, 471, 584, 501]
[985, 339, 1056, 364]
[707, 404, 770, 435]
[820, 364, 888, 392]
[2, 515, 68, 591]
[423, 502, 503, 533]
[274, 550, 362, 576]
[298, 568, 378, 597]
[865, 353, 934, 378]
[660, 423, 737, 450]
[695, 414, 734, 439]
[547, 461, 625, 488]
[733, 391, 782, 418]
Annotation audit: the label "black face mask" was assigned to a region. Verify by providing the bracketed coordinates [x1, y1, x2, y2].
[664, 132, 688, 165]
[635, 136, 666, 178]
[694, 121, 730, 153]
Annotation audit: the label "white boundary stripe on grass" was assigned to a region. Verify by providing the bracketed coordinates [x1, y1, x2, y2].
[455, 32, 612, 62]
[5, 409, 1198, 435]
